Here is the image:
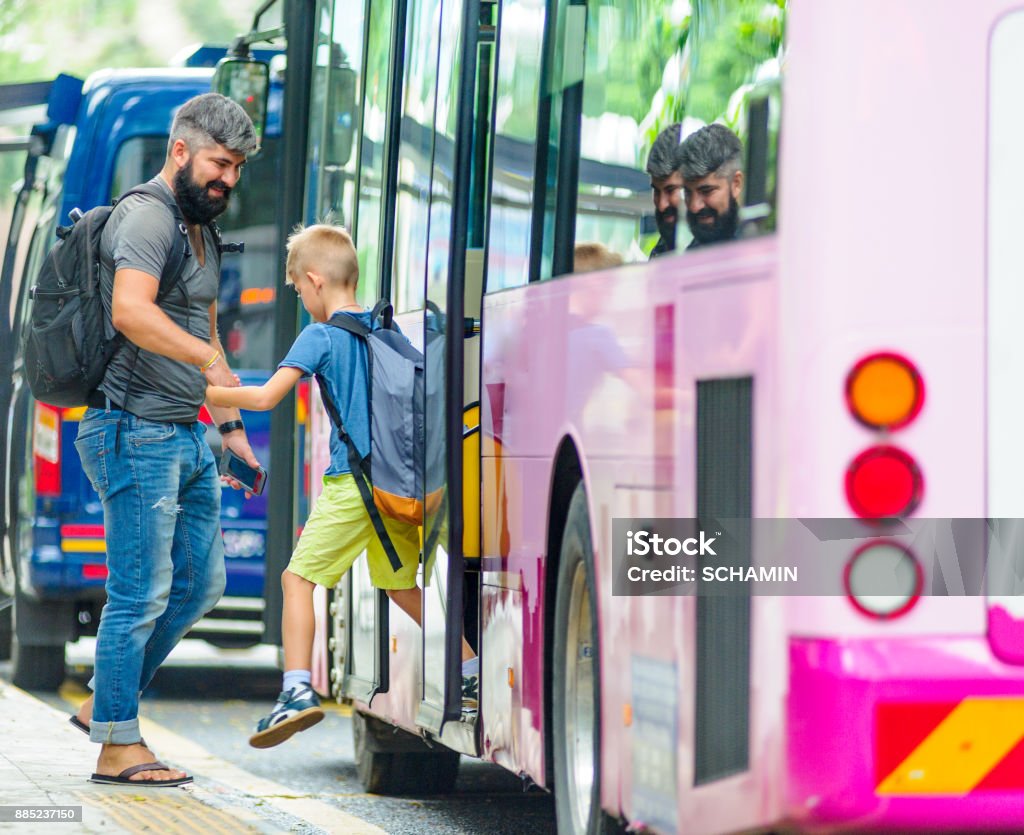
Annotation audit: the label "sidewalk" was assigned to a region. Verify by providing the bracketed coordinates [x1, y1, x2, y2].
[0, 680, 386, 834]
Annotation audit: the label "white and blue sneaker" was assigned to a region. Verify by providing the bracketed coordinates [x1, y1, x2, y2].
[461, 674, 479, 717]
[249, 684, 325, 749]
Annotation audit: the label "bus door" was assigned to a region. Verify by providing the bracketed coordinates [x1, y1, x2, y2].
[412, 0, 484, 738]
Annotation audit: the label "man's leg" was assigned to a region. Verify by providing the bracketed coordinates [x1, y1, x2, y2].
[75, 415, 189, 781]
[138, 425, 225, 691]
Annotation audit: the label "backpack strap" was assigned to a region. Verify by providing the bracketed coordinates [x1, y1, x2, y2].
[114, 181, 193, 300]
[371, 299, 393, 330]
[324, 310, 371, 337]
[314, 367, 405, 573]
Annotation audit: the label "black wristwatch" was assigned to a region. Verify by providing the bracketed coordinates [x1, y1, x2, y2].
[217, 420, 246, 435]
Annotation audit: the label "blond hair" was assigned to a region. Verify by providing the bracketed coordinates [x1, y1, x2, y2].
[285, 223, 359, 289]
[574, 241, 624, 273]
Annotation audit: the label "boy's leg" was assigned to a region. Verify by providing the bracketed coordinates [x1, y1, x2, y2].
[386, 586, 422, 625]
[282, 569, 316, 671]
[383, 586, 474, 660]
[249, 477, 368, 749]
[249, 567, 325, 749]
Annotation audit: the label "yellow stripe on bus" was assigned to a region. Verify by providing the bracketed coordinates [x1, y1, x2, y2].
[63, 407, 87, 421]
[877, 697, 1024, 795]
[61, 538, 107, 553]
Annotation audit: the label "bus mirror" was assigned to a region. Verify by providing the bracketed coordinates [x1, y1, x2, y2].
[212, 57, 270, 146]
[327, 66, 357, 167]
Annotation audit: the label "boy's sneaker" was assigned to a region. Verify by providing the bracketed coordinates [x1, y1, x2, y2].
[249, 684, 325, 749]
[461, 674, 479, 717]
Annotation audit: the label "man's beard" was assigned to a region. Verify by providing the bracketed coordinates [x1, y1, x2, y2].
[173, 159, 232, 225]
[687, 196, 739, 245]
[655, 206, 678, 250]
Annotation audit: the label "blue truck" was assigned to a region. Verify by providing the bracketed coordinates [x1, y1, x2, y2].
[0, 48, 299, 689]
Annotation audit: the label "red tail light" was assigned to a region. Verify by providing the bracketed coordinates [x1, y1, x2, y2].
[82, 564, 109, 580]
[33, 403, 62, 497]
[845, 445, 923, 520]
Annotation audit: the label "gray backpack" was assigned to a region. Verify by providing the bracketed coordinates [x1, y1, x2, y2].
[317, 301, 443, 571]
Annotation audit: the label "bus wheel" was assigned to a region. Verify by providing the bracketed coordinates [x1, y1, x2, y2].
[352, 710, 460, 795]
[554, 483, 621, 834]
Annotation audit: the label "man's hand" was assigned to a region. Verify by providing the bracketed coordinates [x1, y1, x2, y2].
[204, 359, 239, 388]
[221, 430, 262, 499]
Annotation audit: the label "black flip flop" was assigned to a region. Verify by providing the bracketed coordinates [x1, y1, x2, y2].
[69, 715, 148, 748]
[89, 761, 192, 787]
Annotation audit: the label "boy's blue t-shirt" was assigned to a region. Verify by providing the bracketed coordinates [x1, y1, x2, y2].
[280, 311, 374, 476]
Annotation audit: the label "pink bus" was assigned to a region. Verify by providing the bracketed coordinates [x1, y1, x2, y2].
[223, 0, 1024, 830]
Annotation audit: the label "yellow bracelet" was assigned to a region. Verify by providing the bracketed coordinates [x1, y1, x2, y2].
[200, 351, 221, 371]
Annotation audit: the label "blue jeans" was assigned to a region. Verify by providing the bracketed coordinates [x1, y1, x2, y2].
[74, 407, 225, 744]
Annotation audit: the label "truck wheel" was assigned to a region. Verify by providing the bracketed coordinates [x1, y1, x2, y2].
[11, 635, 66, 690]
[0, 605, 11, 661]
[352, 710, 460, 795]
[553, 483, 623, 834]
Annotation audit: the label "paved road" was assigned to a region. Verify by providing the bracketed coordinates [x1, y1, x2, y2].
[2, 639, 556, 835]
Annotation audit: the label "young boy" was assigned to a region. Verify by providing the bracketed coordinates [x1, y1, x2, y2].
[206, 223, 477, 748]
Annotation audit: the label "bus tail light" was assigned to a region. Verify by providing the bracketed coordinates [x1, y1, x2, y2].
[846, 352, 924, 430]
[845, 446, 923, 520]
[844, 540, 922, 619]
[33, 403, 62, 497]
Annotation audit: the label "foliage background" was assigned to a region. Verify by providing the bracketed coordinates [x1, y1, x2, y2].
[0, 0, 267, 207]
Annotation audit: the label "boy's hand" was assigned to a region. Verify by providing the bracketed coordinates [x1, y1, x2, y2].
[204, 360, 239, 388]
[221, 432, 262, 499]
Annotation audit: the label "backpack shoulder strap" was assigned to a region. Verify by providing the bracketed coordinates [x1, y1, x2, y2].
[314, 371, 404, 572]
[113, 181, 191, 303]
[371, 299, 394, 330]
[323, 312, 371, 338]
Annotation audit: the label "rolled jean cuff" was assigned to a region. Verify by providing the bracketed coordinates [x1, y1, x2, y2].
[89, 718, 142, 745]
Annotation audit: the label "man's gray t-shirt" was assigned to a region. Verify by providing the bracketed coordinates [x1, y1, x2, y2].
[98, 177, 219, 423]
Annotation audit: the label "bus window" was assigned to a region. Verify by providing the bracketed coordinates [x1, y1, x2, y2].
[308, 0, 364, 233]
[563, 0, 782, 264]
[351, 0, 395, 306]
[485, 0, 546, 291]
[109, 134, 284, 371]
[573, 1, 687, 262]
[391, 0, 443, 314]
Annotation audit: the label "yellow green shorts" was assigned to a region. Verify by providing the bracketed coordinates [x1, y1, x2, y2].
[288, 474, 420, 590]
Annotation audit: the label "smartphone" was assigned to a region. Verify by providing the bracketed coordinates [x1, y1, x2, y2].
[219, 449, 267, 495]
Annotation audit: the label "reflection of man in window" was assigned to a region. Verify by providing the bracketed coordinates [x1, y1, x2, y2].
[678, 123, 744, 249]
[645, 123, 685, 258]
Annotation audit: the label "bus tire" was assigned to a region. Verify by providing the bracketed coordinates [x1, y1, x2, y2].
[553, 483, 623, 834]
[352, 710, 460, 795]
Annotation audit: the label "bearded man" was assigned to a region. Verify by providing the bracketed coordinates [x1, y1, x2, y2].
[72, 93, 260, 787]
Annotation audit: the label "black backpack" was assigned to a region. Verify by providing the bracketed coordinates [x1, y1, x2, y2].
[24, 182, 218, 408]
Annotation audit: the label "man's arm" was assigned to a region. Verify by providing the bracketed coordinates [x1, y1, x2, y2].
[111, 268, 217, 366]
[207, 367, 304, 411]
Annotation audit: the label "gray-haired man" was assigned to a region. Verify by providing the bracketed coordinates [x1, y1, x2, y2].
[678, 123, 744, 249]
[645, 122, 745, 254]
[73, 93, 260, 786]
[645, 122, 686, 257]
